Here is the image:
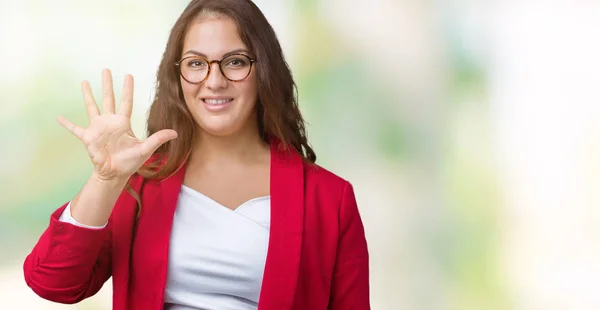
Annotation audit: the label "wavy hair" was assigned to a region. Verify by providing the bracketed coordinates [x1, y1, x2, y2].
[126, 0, 315, 209]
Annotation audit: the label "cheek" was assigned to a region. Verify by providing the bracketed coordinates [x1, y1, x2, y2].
[181, 79, 201, 107]
[240, 75, 258, 101]
[180, 78, 197, 96]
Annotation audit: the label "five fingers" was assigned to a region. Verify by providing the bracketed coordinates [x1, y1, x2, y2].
[60, 70, 176, 164]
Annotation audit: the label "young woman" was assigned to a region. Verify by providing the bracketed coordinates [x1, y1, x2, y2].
[23, 0, 370, 309]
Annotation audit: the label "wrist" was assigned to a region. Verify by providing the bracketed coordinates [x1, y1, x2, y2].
[90, 172, 129, 189]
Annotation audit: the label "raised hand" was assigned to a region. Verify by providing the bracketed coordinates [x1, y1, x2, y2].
[58, 69, 177, 182]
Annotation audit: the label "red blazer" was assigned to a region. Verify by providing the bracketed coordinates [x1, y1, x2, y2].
[23, 141, 370, 310]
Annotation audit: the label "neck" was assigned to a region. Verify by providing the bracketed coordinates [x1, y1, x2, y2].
[189, 123, 269, 166]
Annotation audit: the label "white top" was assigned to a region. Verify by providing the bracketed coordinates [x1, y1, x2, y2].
[58, 185, 271, 310]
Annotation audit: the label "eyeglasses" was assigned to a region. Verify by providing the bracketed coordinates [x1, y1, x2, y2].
[174, 54, 257, 84]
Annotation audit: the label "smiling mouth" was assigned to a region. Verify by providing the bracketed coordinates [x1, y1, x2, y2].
[202, 98, 233, 105]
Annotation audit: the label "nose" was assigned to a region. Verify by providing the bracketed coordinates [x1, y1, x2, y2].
[204, 62, 227, 89]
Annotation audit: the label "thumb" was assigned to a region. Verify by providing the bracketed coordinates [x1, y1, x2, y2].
[139, 129, 178, 158]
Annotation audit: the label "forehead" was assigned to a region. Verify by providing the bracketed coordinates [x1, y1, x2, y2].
[182, 17, 247, 58]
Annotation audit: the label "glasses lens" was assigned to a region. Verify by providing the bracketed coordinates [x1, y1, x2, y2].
[221, 55, 252, 81]
[180, 57, 209, 83]
[178, 55, 253, 83]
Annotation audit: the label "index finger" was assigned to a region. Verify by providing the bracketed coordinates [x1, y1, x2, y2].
[118, 74, 134, 117]
[81, 80, 100, 118]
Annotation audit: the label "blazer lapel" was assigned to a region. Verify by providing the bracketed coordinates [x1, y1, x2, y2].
[156, 164, 187, 304]
[129, 162, 187, 307]
[258, 140, 305, 310]
[111, 175, 144, 310]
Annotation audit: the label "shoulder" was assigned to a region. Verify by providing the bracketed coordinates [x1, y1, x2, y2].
[304, 162, 349, 188]
[302, 162, 355, 207]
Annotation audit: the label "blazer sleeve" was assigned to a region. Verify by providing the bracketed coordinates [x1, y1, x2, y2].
[58, 201, 108, 229]
[23, 202, 113, 304]
[328, 181, 371, 310]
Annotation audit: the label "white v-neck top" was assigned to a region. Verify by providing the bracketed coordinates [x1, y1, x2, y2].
[164, 185, 270, 310]
[58, 185, 271, 310]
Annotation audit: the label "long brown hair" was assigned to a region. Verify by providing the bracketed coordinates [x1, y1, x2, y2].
[136, 0, 315, 182]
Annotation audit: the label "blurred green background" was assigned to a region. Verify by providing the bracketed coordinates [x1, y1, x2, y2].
[1, 1, 599, 309]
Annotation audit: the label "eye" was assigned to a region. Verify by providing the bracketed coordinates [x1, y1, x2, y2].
[225, 57, 248, 68]
[186, 58, 208, 69]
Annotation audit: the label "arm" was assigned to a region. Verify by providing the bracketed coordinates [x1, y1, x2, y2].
[58, 202, 107, 229]
[328, 181, 371, 310]
[23, 69, 175, 304]
[22, 174, 131, 304]
[23, 203, 113, 304]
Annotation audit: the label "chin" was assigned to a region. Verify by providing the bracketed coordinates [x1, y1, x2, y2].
[197, 117, 245, 137]
[199, 124, 238, 137]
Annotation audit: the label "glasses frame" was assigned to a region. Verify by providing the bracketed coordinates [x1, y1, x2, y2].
[174, 53, 257, 84]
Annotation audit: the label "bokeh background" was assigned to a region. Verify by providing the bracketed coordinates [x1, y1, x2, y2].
[1, 0, 599, 309]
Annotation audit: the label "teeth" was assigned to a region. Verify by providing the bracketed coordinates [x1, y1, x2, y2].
[204, 99, 232, 105]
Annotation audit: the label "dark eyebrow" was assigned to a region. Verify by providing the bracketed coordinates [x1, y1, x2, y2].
[182, 48, 252, 59]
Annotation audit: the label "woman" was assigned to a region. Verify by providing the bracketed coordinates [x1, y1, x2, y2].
[23, 0, 370, 309]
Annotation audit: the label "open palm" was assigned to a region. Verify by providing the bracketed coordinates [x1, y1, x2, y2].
[58, 69, 177, 181]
